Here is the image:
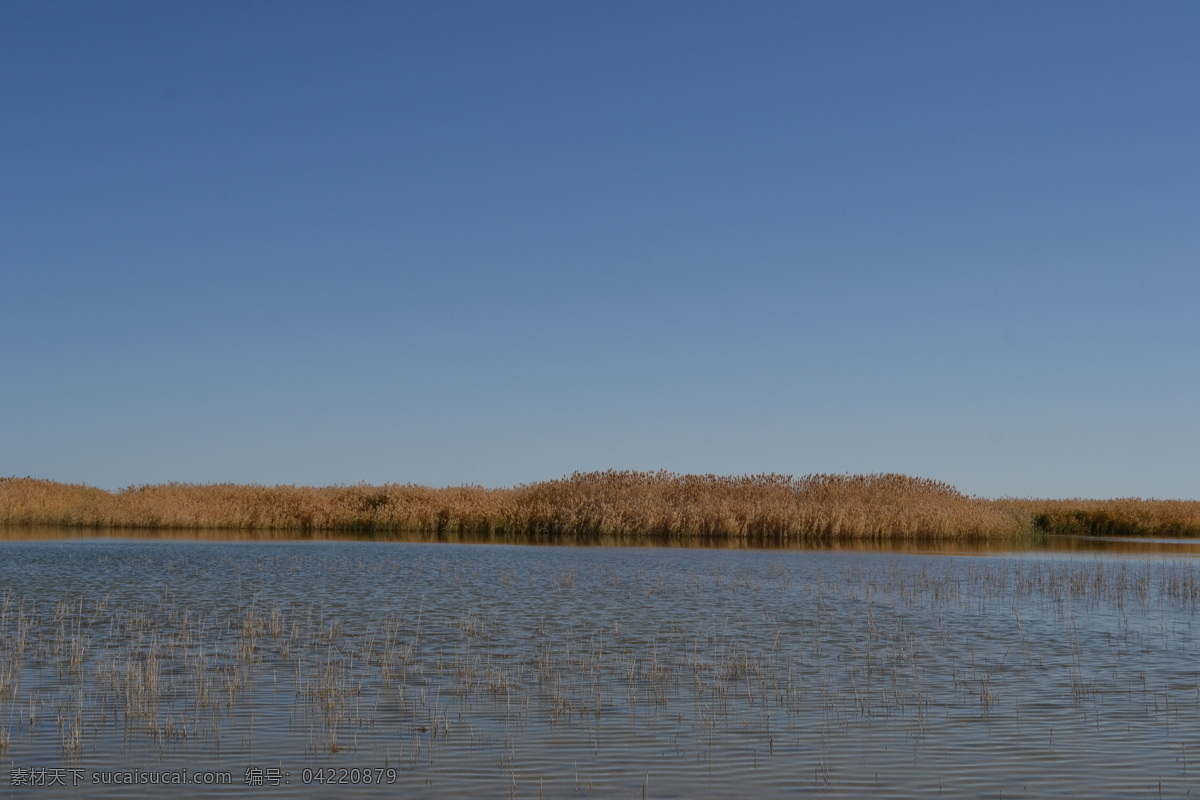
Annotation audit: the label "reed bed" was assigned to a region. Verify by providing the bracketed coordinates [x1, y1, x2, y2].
[2, 472, 1197, 541]
[0, 472, 1017, 541]
[1000, 497, 1200, 538]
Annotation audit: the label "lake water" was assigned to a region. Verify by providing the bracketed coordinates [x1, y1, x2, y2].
[1, 532, 1199, 798]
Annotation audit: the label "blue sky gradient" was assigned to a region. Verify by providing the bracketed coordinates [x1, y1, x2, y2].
[3, 1, 1197, 497]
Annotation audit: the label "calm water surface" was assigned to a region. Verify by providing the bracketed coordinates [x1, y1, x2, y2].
[1, 532, 1198, 798]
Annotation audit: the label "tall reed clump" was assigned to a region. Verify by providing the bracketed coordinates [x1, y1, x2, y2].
[504, 471, 1022, 541]
[1, 472, 1029, 542]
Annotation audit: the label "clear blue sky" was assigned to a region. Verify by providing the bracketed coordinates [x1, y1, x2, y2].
[3, 1, 1197, 498]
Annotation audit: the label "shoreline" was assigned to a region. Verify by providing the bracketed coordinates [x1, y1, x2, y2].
[4, 472, 1199, 541]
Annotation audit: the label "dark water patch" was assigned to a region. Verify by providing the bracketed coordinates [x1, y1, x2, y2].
[7, 525, 1200, 557]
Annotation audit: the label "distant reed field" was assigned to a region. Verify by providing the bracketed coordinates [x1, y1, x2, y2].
[2, 472, 1197, 541]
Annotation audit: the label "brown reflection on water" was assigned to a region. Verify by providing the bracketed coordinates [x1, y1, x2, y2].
[3, 525, 1200, 556]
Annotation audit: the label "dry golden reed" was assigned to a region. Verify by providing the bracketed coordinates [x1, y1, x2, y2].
[1000, 498, 1200, 538]
[2, 472, 1197, 541]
